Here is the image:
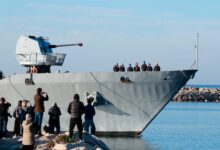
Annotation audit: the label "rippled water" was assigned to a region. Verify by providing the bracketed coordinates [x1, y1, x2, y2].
[101, 102, 220, 150]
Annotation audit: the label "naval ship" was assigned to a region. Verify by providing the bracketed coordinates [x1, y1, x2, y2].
[0, 35, 197, 136]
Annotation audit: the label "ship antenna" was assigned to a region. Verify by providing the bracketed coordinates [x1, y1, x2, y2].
[191, 32, 199, 70]
[195, 32, 199, 70]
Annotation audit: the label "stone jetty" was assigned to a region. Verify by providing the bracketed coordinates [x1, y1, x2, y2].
[173, 87, 220, 102]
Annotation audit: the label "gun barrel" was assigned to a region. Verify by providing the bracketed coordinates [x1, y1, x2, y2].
[49, 43, 83, 48]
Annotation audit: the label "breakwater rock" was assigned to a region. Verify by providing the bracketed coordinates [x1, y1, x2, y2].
[0, 132, 109, 150]
[173, 87, 220, 102]
[36, 132, 109, 150]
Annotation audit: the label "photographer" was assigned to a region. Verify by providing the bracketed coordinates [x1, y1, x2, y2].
[33, 88, 49, 136]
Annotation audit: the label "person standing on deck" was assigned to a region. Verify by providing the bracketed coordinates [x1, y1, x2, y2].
[127, 64, 133, 72]
[134, 63, 140, 72]
[141, 61, 147, 71]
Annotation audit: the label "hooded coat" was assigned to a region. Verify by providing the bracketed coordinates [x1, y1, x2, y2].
[22, 120, 35, 145]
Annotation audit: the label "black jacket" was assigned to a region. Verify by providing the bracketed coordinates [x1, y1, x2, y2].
[0, 102, 11, 118]
[67, 100, 85, 119]
[49, 105, 61, 120]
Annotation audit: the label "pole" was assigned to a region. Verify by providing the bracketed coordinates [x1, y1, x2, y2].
[196, 33, 199, 70]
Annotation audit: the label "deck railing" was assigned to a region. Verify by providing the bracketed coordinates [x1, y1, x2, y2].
[16, 53, 66, 66]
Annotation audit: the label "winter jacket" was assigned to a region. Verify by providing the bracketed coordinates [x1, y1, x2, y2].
[34, 94, 49, 112]
[22, 120, 35, 145]
[20, 106, 30, 122]
[13, 106, 22, 118]
[48, 105, 61, 121]
[84, 104, 95, 120]
[0, 102, 11, 118]
[67, 100, 85, 119]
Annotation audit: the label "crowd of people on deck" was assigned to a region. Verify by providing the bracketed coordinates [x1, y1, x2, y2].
[113, 61, 161, 72]
[0, 88, 96, 150]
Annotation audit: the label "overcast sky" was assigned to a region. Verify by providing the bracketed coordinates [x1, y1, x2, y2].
[0, 0, 220, 85]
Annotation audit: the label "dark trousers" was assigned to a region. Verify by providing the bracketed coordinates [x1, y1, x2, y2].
[49, 119, 60, 133]
[69, 118, 83, 140]
[22, 145, 34, 150]
[0, 116, 6, 137]
[34, 112, 43, 134]
[13, 118, 20, 136]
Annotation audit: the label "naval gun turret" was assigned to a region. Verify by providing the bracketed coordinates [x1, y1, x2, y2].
[16, 35, 82, 73]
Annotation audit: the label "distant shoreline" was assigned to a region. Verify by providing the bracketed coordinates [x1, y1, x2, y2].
[173, 86, 220, 102]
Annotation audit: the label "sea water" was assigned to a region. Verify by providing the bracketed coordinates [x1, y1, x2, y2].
[142, 102, 220, 150]
[101, 85, 220, 150]
[101, 102, 220, 150]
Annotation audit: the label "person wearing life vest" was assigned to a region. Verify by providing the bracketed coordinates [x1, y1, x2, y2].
[154, 62, 161, 71]
[147, 63, 153, 71]
[141, 61, 147, 71]
[113, 63, 119, 72]
[127, 64, 133, 72]
[119, 64, 125, 72]
[134, 63, 140, 72]
[31, 66, 37, 74]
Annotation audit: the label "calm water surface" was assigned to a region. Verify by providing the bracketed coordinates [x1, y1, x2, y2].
[101, 102, 220, 150]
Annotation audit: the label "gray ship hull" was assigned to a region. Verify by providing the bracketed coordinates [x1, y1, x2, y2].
[0, 70, 197, 136]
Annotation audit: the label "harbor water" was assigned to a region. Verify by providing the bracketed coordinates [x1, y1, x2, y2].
[101, 100, 220, 149]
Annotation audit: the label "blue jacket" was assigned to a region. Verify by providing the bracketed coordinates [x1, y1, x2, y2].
[84, 104, 95, 120]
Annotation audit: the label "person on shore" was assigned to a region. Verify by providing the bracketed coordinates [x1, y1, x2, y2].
[147, 63, 153, 71]
[134, 63, 140, 72]
[84, 96, 96, 135]
[21, 100, 31, 124]
[0, 97, 11, 138]
[127, 64, 133, 72]
[154, 62, 161, 71]
[48, 103, 61, 134]
[20, 100, 32, 135]
[113, 63, 119, 72]
[13, 100, 22, 137]
[22, 114, 35, 150]
[67, 94, 85, 140]
[5, 107, 12, 133]
[34, 88, 49, 136]
[141, 61, 147, 71]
